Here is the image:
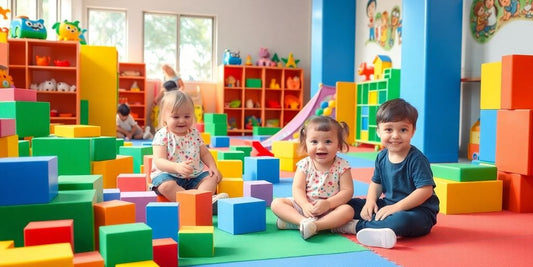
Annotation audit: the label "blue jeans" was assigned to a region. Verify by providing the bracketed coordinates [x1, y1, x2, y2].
[151, 171, 210, 194]
[348, 198, 436, 237]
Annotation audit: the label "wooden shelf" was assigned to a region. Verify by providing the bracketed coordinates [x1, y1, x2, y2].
[118, 62, 146, 128]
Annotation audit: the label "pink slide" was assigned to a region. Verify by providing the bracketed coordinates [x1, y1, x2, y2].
[261, 84, 337, 148]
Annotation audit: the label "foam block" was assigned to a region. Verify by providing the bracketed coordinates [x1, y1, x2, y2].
[178, 226, 214, 257]
[230, 145, 252, 157]
[117, 173, 148, 192]
[253, 126, 281, 136]
[91, 137, 117, 161]
[272, 140, 304, 158]
[54, 125, 101, 138]
[243, 180, 273, 206]
[58, 175, 104, 202]
[118, 146, 153, 173]
[143, 155, 153, 184]
[93, 200, 136, 250]
[243, 156, 280, 183]
[0, 134, 19, 157]
[0, 88, 37, 101]
[0, 101, 50, 138]
[152, 238, 178, 267]
[176, 189, 212, 227]
[497, 171, 533, 213]
[0, 243, 74, 266]
[32, 137, 92, 175]
[501, 55, 533, 109]
[217, 197, 266, 234]
[92, 155, 134, 188]
[0, 156, 58, 205]
[209, 149, 218, 161]
[431, 163, 497, 182]
[434, 178, 502, 214]
[73, 251, 104, 267]
[18, 140, 30, 156]
[120, 191, 158, 223]
[495, 109, 533, 175]
[279, 156, 304, 172]
[146, 202, 180, 241]
[204, 123, 228, 136]
[0, 118, 16, 137]
[201, 132, 211, 145]
[24, 219, 74, 250]
[479, 109, 497, 163]
[218, 177, 244, 197]
[204, 113, 227, 124]
[210, 136, 230, 147]
[99, 223, 152, 267]
[103, 188, 121, 201]
[0, 240, 14, 249]
[480, 61, 502, 110]
[217, 160, 243, 178]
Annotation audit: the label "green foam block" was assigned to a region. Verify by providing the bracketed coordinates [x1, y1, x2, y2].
[431, 163, 497, 182]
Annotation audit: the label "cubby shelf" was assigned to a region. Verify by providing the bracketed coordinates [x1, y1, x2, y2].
[118, 62, 147, 127]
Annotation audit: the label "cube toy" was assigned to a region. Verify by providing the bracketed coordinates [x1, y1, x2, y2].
[0, 240, 14, 249]
[178, 226, 214, 257]
[230, 145, 252, 157]
[243, 180, 273, 206]
[218, 177, 244, 198]
[204, 113, 227, 124]
[480, 61, 502, 110]
[201, 132, 211, 145]
[176, 189, 212, 227]
[120, 191, 158, 223]
[24, 219, 74, 250]
[93, 200, 136, 250]
[103, 188, 121, 201]
[116, 138, 124, 154]
[496, 109, 533, 176]
[152, 238, 178, 267]
[253, 126, 281, 136]
[210, 136, 230, 147]
[272, 140, 305, 158]
[91, 137, 117, 161]
[431, 163, 497, 182]
[0, 118, 16, 137]
[0, 88, 37, 101]
[209, 149, 218, 161]
[279, 156, 304, 172]
[54, 125, 101, 138]
[118, 146, 153, 174]
[99, 223, 152, 267]
[218, 150, 245, 162]
[73, 251, 104, 267]
[498, 171, 533, 213]
[434, 178, 503, 214]
[0, 101, 50, 138]
[501, 55, 533, 110]
[18, 139, 30, 156]
[217, 159, 243, 178]
[479, 109, 497, 163]
[205, 123, 228, 136]
[117, 173, 148, 192]
[0, 134, 19, 157]
[58, 175, 104, 202]
[115, 261, 159, 266]
[217, 197, 266, 234]
[32, 137, 92, 175]
[146, 202, 180, 241]
[0, 156, 58, 206]
[243, 156, 280, 183]
[92, 155, 134, 188]
[0, 243, 74, 267]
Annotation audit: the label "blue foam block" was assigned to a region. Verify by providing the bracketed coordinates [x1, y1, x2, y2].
[146, 202, 180, 241]
[0, 156, 58, 205]
[243, 156, 280, 183]
[217, 197, 266, 235]
[479, 109, 497, 163]
[103, 188, 121, 201]
[211, 136, 230, 148]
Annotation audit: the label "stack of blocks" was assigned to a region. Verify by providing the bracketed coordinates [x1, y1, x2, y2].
[252, 126, 281, 142]
[217, 159, 244, 197]
[204, 113, 229, 147]
[272, 140, 305, 171]
[432, 163, 502, 214]
[0, 118, 18, 157]
[0, 88, 50, 139]
[479, 54, 533, 212]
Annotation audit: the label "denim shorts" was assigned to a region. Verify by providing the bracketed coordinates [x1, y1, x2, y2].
[151, 171, 210, 193]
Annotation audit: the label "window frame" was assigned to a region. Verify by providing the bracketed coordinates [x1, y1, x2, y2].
[86, 7, 128, 61]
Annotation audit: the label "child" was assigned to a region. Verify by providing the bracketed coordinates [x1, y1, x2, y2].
[116, 103, 152, 140]
[271, 116, 355, 240]
[150, 90, 227, 211]
[151, 64, 186, 130]
[334, 98, 439, 249]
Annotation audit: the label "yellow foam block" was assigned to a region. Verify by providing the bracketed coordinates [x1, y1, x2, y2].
[217, 160, 242, 178]
[480, 61, 502, 110]
[123, 142, 133, 147]
[434, 177, 503, 214]
[279, 156, 304, 172]
[272, 140, 305, 158]
[209, 149, 218, 161]
[92, 155, 134, 188]
[218, 177, 243, 197]
[50, 123, 63, 135]
[335, 82, 357, 144]
[116, 260, 159, 267]
[0, 240, 14, 250]
[0, 243, 74, 267]
[0, 135, 19, 157]
[201, 132, 211, 145]
[54, 125, 101, 138]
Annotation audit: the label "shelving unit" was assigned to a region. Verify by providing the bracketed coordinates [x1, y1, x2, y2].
[217, 65, 304, 135]
[8, 39, 80, 124]
[118, 62, 146, 128]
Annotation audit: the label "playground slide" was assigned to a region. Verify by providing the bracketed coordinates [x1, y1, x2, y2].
[261, 84, 337, 148]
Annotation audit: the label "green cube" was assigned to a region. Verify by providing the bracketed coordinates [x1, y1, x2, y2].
[204, 123, 228, 136]
[32, 137, 92, 175]
[99, 223, 153, 267]
[91, 136, 117, 161]
[178, 226, 214, 257]
[0, 101, 50, 138]
[118, 146, 153, 173]
[431, 163, 497, 182]
[204, 113, 227, 124]
[230, 145, 252, 157]
[245, 78, 261, 88]
[116, 138, 124, 154]
[18, 140, 30, 156]
[80, 99, 89, 125]
[253, 127, 281, 136]
[58, 175, 103, 202]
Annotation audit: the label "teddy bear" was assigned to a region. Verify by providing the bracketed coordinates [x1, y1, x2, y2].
[30, 79, 57, 91]
[56, 81, 76, 92]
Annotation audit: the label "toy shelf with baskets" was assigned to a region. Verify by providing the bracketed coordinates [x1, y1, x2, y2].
[217, 64, 303, 135]
[118, 62, 147, 127]
[7, 39, 80, 124]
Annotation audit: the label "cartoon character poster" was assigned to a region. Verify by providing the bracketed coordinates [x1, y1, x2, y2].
[364, 0, 402, 50]
[470, 0, 532, 43]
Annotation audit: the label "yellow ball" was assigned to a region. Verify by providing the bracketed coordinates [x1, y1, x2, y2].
[328, 99, 336, 108]
[293, 132, 299, 139]
[323, 107, 332, 116]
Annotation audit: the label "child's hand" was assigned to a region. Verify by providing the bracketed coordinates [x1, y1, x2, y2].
[360, 202, 378, 221]
[175, 160, 193, 177]
[302, 202, 316, 218]
[374, 204, 400, 221]
[310, 199, 330, 216]
[208, 168, 222, 183]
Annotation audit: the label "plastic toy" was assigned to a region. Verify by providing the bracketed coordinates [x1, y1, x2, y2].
[266, 100, 281, 108]
[56, 81, 76, 92]
[284, 94, 299, 109]
[0, 6, 9, 20]
[246, 99, 254, 108]
[31, 79, 57, 91]
[130, 81, 140, 91]
[269, 78, 280, 89]
[228, 99, 241, 108]
[282, 53, 300, 68]
[226, 75, 236, 87]
[0, 66, 14, 88]
[271, 53, 281, 66]
[35, 56, 50, 66]
[245, 55, 253, 66]
[52, 20, 82, 42]
[358, 62, 374, 81]
[53, 59, 70, 67]
[245, 116, 260, 130]
[223, 49, 242, 65]
[256, 48, 275, 67]
[10, 16, 47, 39]
[286, 76, 300, 89]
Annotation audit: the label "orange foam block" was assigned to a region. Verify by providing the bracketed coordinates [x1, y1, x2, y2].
[176, 189, 212, 227]
[218, 177, 243, 198]
[117, 173, 147, 192]
[435, 177, 502, 214]
[92, 155, 134, 188]
[0, 243, 74, 266]
[143, 155, 153, 184]
[501, 55, 533, 109]
[93, 200, 136, 249]
[73, 251, 104, 267]
[0, 134, 19, 157]
[498, 171, 533, 213]
[152, 238, 178, 267]
[495, 109, 533, 176]
[217, 160, 243, 178]
[24, 219, 74, 250]
[0, 240, 14, 249]
[0, 88, 37, 101]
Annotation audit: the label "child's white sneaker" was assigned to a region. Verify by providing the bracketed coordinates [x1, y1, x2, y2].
[299, 217, 318, 240]
[331, 219, 358, 234]
[356, 228, 397, 249]
[276, 218, 299, 230]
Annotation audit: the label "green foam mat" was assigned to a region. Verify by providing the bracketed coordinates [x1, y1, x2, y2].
[179, 209, 366, 266]
[345, 151, 379, 161]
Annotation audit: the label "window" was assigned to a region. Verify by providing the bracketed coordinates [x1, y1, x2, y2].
[144, 13, 214, 81]
[87, 8, 127, 61]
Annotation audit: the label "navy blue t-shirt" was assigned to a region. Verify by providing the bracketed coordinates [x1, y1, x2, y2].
[371, 146, 439, 214]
